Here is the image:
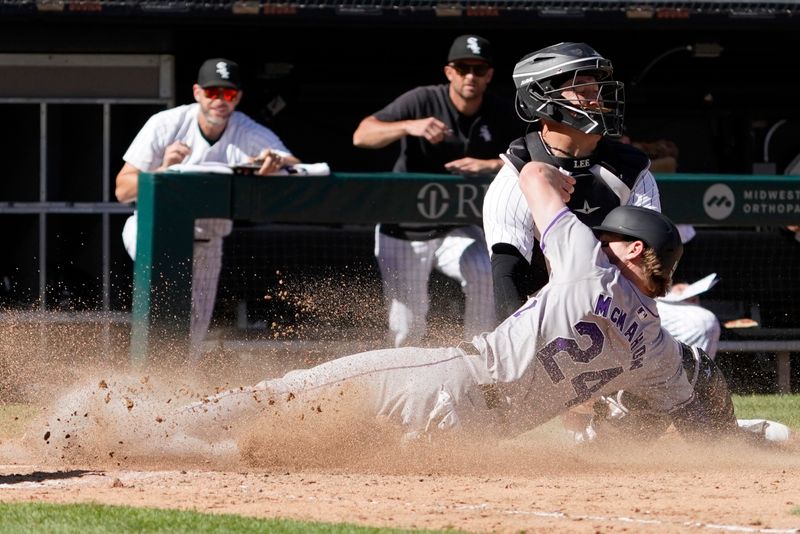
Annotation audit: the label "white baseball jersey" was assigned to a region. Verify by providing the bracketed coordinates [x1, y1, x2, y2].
[483, 156, 661, 262]
[124, 103, 291, 172]
[122, 103, 293, 245]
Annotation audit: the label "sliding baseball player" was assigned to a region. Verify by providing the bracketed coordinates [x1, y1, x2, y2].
[34, 164, 786, 466]
[174, 168, 773, 449]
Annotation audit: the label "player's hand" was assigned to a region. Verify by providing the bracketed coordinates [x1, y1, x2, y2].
[524, 163, 575, 202]
[444, 157, 499, 176]
[406, 117, 451, 144]
[161, 141, 191, 169]
[670, 283, 689, 294]
[252, 149, 285, 176]
[668, 283, 700, 305]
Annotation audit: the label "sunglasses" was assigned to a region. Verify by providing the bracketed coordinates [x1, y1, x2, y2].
[449, 62, 491, 77]
[203, 87, 239, 102]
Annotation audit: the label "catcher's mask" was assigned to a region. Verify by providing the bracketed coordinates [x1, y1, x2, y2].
[513, 42, 625, 138]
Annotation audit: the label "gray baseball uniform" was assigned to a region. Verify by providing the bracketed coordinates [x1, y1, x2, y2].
[183, 207, 694, 442]
[121, 103, 293, 346]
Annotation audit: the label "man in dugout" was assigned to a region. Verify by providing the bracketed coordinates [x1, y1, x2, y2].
[115, 57, 300, 354]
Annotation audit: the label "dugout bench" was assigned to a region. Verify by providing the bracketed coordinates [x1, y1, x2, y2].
[131, 172, 800, 391]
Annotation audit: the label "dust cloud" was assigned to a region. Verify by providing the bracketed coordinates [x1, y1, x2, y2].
[1, 308, 797, 479]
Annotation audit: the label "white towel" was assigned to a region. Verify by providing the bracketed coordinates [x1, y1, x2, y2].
[284, 162, 331, 176]
[166, 162, 234, 174]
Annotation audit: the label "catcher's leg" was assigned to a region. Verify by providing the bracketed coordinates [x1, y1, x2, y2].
[671, 345, 739, 438]
[658, 300, 721, 359]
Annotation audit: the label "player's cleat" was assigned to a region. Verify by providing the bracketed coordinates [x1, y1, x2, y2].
[737, 419, 791, 443]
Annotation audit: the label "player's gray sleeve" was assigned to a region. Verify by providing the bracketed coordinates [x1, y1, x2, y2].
[539, 209, 602, 283]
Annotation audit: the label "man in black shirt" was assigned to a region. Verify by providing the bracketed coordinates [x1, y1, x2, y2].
[353, 35, 518, 347]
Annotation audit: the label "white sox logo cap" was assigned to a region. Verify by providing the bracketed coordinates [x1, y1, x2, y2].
[447, 35, 493, 65]
[197, 58, 241, 89]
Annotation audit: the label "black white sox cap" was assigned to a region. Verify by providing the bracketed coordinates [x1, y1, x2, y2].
[197, 58, 241, 89]
[448, 35, 493, 65]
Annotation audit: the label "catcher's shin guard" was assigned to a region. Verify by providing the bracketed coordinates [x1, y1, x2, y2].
[671, 344, 738, 438]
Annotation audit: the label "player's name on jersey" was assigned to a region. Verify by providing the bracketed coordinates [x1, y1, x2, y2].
[593, 294, 649, 370]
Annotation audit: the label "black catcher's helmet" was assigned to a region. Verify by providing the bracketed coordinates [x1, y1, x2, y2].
[593, 206, 684, 277]
[513, 42, 625, 137]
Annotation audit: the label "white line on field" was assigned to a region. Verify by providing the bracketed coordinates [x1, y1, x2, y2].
[0, 470, 797, 533]
[450, 502, 800, 533]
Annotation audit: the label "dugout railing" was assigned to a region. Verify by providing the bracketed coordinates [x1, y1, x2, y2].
[132, 172, 800, 390]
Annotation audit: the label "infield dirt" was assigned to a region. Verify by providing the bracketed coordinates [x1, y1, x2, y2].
[1, 321, 799, 533]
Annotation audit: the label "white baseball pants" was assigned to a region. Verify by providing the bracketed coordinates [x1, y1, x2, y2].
[657, 300, 721, 359]
[375, 224, 495, 347]
[123, 213, 231, 351]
